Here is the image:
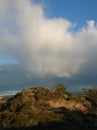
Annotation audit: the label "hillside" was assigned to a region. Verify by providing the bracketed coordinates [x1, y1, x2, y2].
[0, 86, 97, 130]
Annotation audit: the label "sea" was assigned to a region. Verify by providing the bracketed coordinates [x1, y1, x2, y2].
[0, 88, 85, 97]
[0, 85, 93, 97]
[0, 90, 21, 97]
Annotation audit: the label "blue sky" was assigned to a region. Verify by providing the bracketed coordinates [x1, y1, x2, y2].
[0, 0, 97, 92]
[34, 0, 97, 28]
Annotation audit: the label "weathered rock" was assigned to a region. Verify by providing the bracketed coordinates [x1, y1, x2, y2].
[0, 87, 97, 130]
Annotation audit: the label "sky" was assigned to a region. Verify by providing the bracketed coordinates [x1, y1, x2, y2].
[0, 0, 97, 91]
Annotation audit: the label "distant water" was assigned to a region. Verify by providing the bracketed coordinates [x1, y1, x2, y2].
[0, 83, 94, 97]
[0, 87, 82, 97]
[0, 90, 20, 97]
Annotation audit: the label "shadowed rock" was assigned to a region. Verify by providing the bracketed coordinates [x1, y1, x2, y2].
[0, 86, 97, 130]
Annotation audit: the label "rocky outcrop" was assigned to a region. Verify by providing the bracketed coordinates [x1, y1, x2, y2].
[0, 87, 97, 130]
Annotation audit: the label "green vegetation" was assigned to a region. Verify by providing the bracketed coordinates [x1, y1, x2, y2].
[0, 85, 97, 130]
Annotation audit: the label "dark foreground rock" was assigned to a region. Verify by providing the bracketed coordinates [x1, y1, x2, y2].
[0, 86, 97, 130]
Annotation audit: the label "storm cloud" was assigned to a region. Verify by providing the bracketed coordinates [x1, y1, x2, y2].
[0, 0, 97, 88]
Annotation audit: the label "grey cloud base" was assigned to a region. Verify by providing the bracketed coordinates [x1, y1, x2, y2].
[0, 0, 97, 90]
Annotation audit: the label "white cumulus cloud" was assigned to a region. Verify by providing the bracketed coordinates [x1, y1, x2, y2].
[0, 0, 97, 80]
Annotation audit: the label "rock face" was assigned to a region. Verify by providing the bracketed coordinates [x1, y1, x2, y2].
[48, 98, 86, 111]
[0, 87, 64, 128]
[0, 87, 97, 130]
